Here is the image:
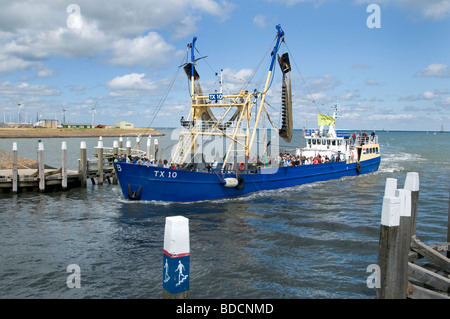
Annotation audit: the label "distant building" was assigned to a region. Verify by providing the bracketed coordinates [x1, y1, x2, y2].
[116, 121, 134, 129]
[34, 119, 58, 128]
[62, 123, 93, 129]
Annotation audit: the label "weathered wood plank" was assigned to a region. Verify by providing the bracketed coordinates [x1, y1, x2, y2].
[408, 262, 450, 293]
[407, 283, 450, 299]
[411, 236, 450, 273]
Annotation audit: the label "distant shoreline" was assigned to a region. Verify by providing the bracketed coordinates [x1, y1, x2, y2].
[0, 128, 164, 139]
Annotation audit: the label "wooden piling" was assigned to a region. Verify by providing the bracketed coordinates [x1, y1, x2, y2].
[79, 141, 87, 187]
[12, 142, 18, 193]
[38, 141, 45, 192]
[377, 194, 402, 299]
[376, 172, 450, 299]
[448, 188, 450, 259]
[97, 137, 104, 185]
[61, 141, 68, 190]
[396, 188, 412, 299]
[163, 216, 190, 299]
[405, 172, 419, 238]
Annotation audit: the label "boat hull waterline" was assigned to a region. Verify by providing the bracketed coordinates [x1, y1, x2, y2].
[114, 157, 380, 203]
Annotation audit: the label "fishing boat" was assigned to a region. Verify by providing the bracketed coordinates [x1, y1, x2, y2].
[114, 25, 381, 202]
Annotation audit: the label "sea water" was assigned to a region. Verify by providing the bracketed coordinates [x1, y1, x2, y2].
[0, 130, 448, 298]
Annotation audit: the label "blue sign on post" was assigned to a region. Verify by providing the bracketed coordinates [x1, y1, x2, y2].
[163, 252, 190, 294]
[163, 216, 190, 298]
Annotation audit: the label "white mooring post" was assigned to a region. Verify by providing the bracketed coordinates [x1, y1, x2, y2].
[163, 216, 190, 299]
[61, 141, 68, 190]
[154, 138, 158, 162]
[136, 135, 140, 152]
[147, 135, 151, 160]
[126, 138, 131, 158]
[12, 142, 18, 193]
[377, 173, 419, 299]
[113, 140, 119, 157]
[112, 140, 119, 185]
[38, 141, 45, 192]
[119, 136, 123, 154]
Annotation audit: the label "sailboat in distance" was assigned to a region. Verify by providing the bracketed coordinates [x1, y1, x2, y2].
[113, 25, 381, 202]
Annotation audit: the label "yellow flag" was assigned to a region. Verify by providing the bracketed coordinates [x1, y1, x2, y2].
[318, 114, 335, 126]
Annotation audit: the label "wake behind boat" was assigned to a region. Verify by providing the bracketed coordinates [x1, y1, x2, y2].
[114, 25, 381, 202]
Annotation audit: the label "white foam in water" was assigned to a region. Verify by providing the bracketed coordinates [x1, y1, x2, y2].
[379, 152, 423, 173]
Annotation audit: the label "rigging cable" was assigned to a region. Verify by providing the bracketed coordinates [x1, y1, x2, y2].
[147, 54, 186, 129]
[130, 52, 187, 153]
[284, 41, 322, 114]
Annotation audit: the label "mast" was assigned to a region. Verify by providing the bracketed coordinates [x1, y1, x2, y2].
[248, 25, 285, 152]
[172, 25, 287, 170]
[189, 37, 197, 98]
[188, 37, 198, 164]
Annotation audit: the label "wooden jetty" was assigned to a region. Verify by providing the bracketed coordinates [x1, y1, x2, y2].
[0, 141, 80, 193]
[376, 172, 450, 299]
[0, 136, 157, 193]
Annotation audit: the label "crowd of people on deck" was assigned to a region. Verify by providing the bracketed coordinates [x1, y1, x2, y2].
[113, 154, 184, 169]
[114, 150, 345, 172]
[276, 151, 342, 167]
[352, 130, 376, 145]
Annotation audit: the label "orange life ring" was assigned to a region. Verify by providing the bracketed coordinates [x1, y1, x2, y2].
[238, 162, 245, 170]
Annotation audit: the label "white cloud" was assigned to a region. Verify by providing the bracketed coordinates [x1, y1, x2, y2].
[222, 68, 256, 92]
[368, 113, 416, 121]
[415, 63, 450, 78]
[1, 20, 112, 66]
[352, 63, 369, 69]
[106, 73, 158, 97]
[0, 53, 38, 73]
[36, 68, 57, 78]
[399, 89, 447, 101]
[269, 0, 325, 6]
[109, 33, 177, 68]
[355, 0, 450, 20]
[339, 92, 361, 101]
[253, 15, 267, 29]
[422, 91, 438, 99]
[436, 97, 450, 107]
[0, 0, 235, 73]
[365, 78, 379, 85]
[0, 81, 60, 98]
[417, 0, 450, 20]
[308, 74, 341, 92]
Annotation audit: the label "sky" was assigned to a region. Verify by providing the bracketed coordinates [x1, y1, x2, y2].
[0, 0, 449, 131]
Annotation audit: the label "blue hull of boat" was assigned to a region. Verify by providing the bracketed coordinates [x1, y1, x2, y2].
[114, 157, 380, 202]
